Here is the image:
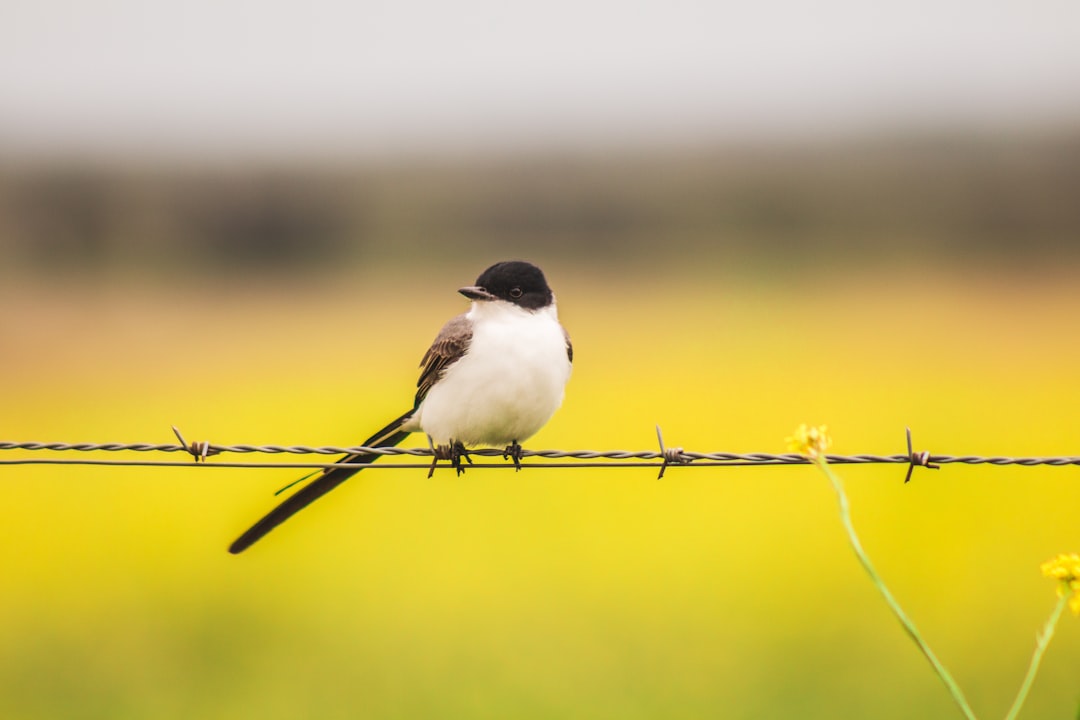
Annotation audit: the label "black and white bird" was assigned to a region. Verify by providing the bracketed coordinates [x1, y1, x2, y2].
[229, 260, 572, 554]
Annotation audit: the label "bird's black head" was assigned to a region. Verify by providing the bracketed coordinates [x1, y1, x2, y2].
[459, 261, 554, 311]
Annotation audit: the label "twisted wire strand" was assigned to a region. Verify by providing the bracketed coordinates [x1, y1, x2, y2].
[1, 439, 1079, 470]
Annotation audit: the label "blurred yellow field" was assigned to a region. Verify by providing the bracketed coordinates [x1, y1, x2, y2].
[2, 266, 1078, 719]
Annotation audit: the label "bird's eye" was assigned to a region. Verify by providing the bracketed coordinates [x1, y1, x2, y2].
[509, 287, 523, 299]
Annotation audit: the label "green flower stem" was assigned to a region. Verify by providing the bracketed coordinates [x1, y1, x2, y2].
[1003, 590, 1071, 720]
[814, 457, 979, 720]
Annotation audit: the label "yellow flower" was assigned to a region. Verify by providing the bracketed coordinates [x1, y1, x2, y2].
[787, 424, 832, 459]
[1041, 553, 1080, 615]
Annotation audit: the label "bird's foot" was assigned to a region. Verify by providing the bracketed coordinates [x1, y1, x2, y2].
[428, 441, 472, 478]
[503, 441, 524, 471]
[451, 441, 472, 476]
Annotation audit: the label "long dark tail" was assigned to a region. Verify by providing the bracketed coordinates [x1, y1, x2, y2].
[228, 410, 414, 554]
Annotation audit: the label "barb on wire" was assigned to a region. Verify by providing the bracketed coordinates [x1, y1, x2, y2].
[1, 426, 1079, 474]
[655, 425, 691, 479]
[172, 425, 220, 462]
[904, 427, 939, 483]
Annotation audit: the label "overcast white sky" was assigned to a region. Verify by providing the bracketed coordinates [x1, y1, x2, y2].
[2, 1, 1079, 160]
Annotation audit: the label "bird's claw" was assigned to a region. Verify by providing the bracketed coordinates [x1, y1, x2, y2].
[503, 441, 523, 471]
[429, 441, 471, 477]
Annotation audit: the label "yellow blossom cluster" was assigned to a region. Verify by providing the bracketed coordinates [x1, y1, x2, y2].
[786, 424, 832, 459]
[1041, 553, 1080, 615]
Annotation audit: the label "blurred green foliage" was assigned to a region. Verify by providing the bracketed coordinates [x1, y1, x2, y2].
[1, 132, 1078, 278]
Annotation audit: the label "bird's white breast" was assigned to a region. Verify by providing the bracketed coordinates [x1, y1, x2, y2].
[414, 301, 571, 447]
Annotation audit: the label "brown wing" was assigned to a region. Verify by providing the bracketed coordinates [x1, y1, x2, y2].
[415, 313, 473, 406]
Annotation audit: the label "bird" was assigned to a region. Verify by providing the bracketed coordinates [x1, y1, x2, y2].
[228, 260, 572, 554]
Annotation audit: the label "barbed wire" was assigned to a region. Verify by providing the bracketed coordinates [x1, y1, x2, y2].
[0, 426, 1078, 481]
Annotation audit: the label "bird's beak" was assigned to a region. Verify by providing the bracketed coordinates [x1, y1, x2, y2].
[459, 285, 497, 301]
